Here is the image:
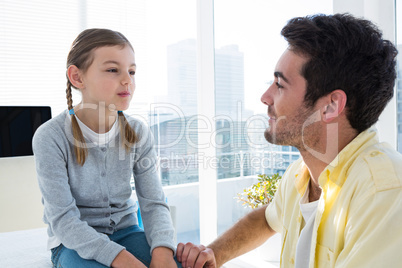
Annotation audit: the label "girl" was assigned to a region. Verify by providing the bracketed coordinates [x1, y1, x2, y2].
[33, 29, 181, 268]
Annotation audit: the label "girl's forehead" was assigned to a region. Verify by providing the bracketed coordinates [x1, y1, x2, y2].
[92, 45, 135, 62]
[93, 45, 132, 54]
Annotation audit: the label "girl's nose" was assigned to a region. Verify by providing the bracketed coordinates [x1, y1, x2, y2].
[122, 72, 133, 86]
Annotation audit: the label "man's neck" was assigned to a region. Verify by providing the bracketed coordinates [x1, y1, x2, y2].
[308, 179, 322, 202]
[302, 153, 325, 202]
[299, 124, 358, 199]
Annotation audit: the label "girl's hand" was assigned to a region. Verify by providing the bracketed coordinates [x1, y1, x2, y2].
[150, 247, 177, 268]
[111, 249, 147, 268]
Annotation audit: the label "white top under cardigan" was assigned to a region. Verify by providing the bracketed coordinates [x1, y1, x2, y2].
[74, 114, 119, 146]
[32, 110, 175, 267]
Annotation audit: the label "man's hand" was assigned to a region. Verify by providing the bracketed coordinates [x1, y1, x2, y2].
[150, 247, 177, 268]
[111, 249, 147, 268]
[177, 205, 275, 268]
[176, 242, 217, 268]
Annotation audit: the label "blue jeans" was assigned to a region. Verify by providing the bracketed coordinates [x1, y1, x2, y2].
[51, 225, 182, 268]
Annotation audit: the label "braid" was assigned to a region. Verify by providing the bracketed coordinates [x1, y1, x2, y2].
[66, 80, 87, 165]
[66, 81, 73, 110]
[118, 112, 138, 152]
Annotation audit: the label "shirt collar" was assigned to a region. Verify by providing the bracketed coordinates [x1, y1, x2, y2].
[318, 127, 378, 187]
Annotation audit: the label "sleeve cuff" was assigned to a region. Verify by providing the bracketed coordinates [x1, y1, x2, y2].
[150, 241, 177, 257]
[266, 202, 282, 233]
[95, 241, 125, 267]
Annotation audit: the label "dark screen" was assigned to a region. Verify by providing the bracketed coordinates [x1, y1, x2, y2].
[0, 106, 51, 157]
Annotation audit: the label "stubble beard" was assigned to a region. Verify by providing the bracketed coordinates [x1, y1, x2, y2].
[264, 105, 316, 150]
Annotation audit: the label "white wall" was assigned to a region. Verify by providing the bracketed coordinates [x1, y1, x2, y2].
[0, 156, 46, 232]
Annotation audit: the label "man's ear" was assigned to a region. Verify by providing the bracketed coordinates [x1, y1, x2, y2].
[67, 65, 84, 89]
[323, 89, 347, 122]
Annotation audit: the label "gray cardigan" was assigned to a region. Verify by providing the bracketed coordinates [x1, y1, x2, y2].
[32, 111, 175, 266]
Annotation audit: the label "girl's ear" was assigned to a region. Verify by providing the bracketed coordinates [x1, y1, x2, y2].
[67, 65, 84, 89]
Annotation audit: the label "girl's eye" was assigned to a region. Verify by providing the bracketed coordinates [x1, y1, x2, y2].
[107, 69, 118, 73]
[129, 71, 136, 75]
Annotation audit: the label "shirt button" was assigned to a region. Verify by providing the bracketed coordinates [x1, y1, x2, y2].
[370, 151, 379, 157]
[108, 227, 113, 231]
[101, 171, 106, 176]
[105, 213, 110, 217]
[101, 147, 106, 152]
[103, 197, 108, 202]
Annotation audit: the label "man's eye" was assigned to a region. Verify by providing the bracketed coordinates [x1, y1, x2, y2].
[276, 82, 283, 89]
[129, 71, 136, 75]
[107, 69, 118, 73]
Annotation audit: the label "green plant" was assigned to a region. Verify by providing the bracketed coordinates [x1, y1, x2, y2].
[236, 173, 282, 209]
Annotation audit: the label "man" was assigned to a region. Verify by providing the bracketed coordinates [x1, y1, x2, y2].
[177, 13, 402, 267]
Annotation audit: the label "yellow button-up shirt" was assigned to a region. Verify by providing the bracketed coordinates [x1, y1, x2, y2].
[266, 128, 402, 267]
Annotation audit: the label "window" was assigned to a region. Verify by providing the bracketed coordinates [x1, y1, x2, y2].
[214, 0, 333, 237]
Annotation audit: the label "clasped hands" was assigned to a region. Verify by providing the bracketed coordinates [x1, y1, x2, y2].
[176, 242, 217, 268]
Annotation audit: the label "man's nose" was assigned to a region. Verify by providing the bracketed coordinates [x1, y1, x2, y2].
[261, 83, 274, 106]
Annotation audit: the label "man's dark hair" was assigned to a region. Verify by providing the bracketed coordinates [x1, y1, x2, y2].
[281, 13, 398, 133]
